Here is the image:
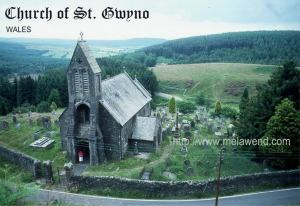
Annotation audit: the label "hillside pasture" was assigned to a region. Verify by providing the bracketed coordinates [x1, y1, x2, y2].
[152, 63, 275, 104]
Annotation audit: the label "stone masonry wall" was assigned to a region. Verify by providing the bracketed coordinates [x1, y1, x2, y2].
[68, 169, 300, 196]
[0, 144, 42, 178]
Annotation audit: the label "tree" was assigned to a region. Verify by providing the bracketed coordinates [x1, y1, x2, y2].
[237, 61, 300, 152]
[195, 92, 210, 107]
[168, 97, 176, 114]
[259, 99, 300, 168]
[48, 89, 61, 107]
[0, 98, 9, 116]
[36, 101, 51, 113]
[237, 88, 251, 139]
[220, 106, 238, 119]
[215, 100, 222, 115]
[50, 102, 57, 111]
[239, 88, 249, 113]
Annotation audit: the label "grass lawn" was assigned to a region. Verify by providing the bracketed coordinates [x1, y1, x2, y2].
[0, 109, 67, 169]
[152, 63, 275, 105]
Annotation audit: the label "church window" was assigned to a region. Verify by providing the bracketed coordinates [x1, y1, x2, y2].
[74, 71, 81, 95]
[83, 71, 89, 94]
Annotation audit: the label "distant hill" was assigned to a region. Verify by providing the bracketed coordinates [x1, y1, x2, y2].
[142, 31, 300, 65]
[0, 41, 67, 75]
[0, 37, 166, 60]
[0, 37, 166, 75]
[0, 37, 166, 48]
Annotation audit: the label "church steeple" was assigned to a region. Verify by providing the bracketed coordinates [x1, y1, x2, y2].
[67, 39, 102, 103]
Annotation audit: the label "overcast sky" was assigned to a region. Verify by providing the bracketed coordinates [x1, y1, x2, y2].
[0, 0, 299, 40]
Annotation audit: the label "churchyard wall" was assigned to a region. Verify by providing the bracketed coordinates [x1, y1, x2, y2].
[67, 169, 300, 196]
[0, 144, 43, 178]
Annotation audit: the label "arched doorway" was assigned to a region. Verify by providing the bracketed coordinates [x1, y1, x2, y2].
[76, 104, 90, 125]
[75, 140, 90, 164]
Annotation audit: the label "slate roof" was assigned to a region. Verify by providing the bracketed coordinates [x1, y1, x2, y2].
[71, 41, 101, 74]
[100, 73, 152, 126]
[131, 116, 157, 141]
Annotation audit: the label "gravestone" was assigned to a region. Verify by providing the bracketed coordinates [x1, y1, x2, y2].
[28, 117, 33, 126]
[196, 160, 202, 167]
[33, 133, 39, 140]
[162, 171, 177, 180]
[134, 142, 139, 155]
[0, 121, 9, 130]
[184, 159, 191, 167]
[37, 116, 52, 129]
[165, 157, 172, 167]
[180, 144, 188, 155]
[186, 167, 194, 176]
[44, 131, 55, 138]
[13, 114, 17, 124]
[16, 123, 21, 130]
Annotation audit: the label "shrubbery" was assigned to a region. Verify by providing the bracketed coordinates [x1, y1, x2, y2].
[36, 101, 51, 113]
[177, 101, 196, 114]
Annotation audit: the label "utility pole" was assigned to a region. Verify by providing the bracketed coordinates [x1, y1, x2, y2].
[215, 147, 223, 206]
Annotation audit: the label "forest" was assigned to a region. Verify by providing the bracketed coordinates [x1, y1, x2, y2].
[0, 56, 158, 115]
[141, 31, 300, 65]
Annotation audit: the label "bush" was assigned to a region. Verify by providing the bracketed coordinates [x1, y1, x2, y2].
[220, 106, 238, 119]
[13, 103, 36, 114]
[195, 93, 211, 107]
[191, 120, 195, 128]
[36, 101, 51, 113]
[177, 101, 196, 114]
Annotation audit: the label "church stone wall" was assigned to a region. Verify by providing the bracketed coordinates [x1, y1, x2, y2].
[121, 117, 134, 158]
[98, 103, 122, 161]
[137, 102, 151, 116]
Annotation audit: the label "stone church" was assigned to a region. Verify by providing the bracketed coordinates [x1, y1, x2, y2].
[59, 39, 162, 165]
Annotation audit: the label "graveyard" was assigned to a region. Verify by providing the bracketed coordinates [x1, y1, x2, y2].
[0, 103, 265, 182]
[83, 105, 264, 181]
[0, 109, 67, 169]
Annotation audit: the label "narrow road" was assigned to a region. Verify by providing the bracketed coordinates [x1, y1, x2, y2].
[155, 92, 183, 101]
[26, 187, 300, 206]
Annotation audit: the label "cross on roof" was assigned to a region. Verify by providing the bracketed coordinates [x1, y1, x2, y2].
[80, 32, 84, 41]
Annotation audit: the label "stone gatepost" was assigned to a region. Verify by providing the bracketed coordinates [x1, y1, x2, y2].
[43, 160, 54, 184]
[64, 162, 74, 183]
[33, 160, 43, 179]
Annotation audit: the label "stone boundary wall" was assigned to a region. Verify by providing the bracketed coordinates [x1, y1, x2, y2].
[0, 144, 42, 178]
[68, 169, 300, 196]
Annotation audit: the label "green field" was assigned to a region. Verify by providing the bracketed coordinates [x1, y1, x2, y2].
[152, 63, 275, 104]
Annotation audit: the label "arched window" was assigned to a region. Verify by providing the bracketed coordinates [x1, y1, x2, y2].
[76, 104, 90, 124]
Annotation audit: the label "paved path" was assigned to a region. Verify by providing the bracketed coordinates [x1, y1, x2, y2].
[26, 187, 300, 206]
[155, 92, 183, 101]
[73, 164, 88, 176]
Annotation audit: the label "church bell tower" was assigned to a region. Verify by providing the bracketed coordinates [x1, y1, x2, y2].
[59, 34, 105, 165]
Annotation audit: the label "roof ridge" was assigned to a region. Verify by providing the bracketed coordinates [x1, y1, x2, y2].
[102, 72, 125, 83]
[134, 78, 152, 98]
[123, 72, 151, 99]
